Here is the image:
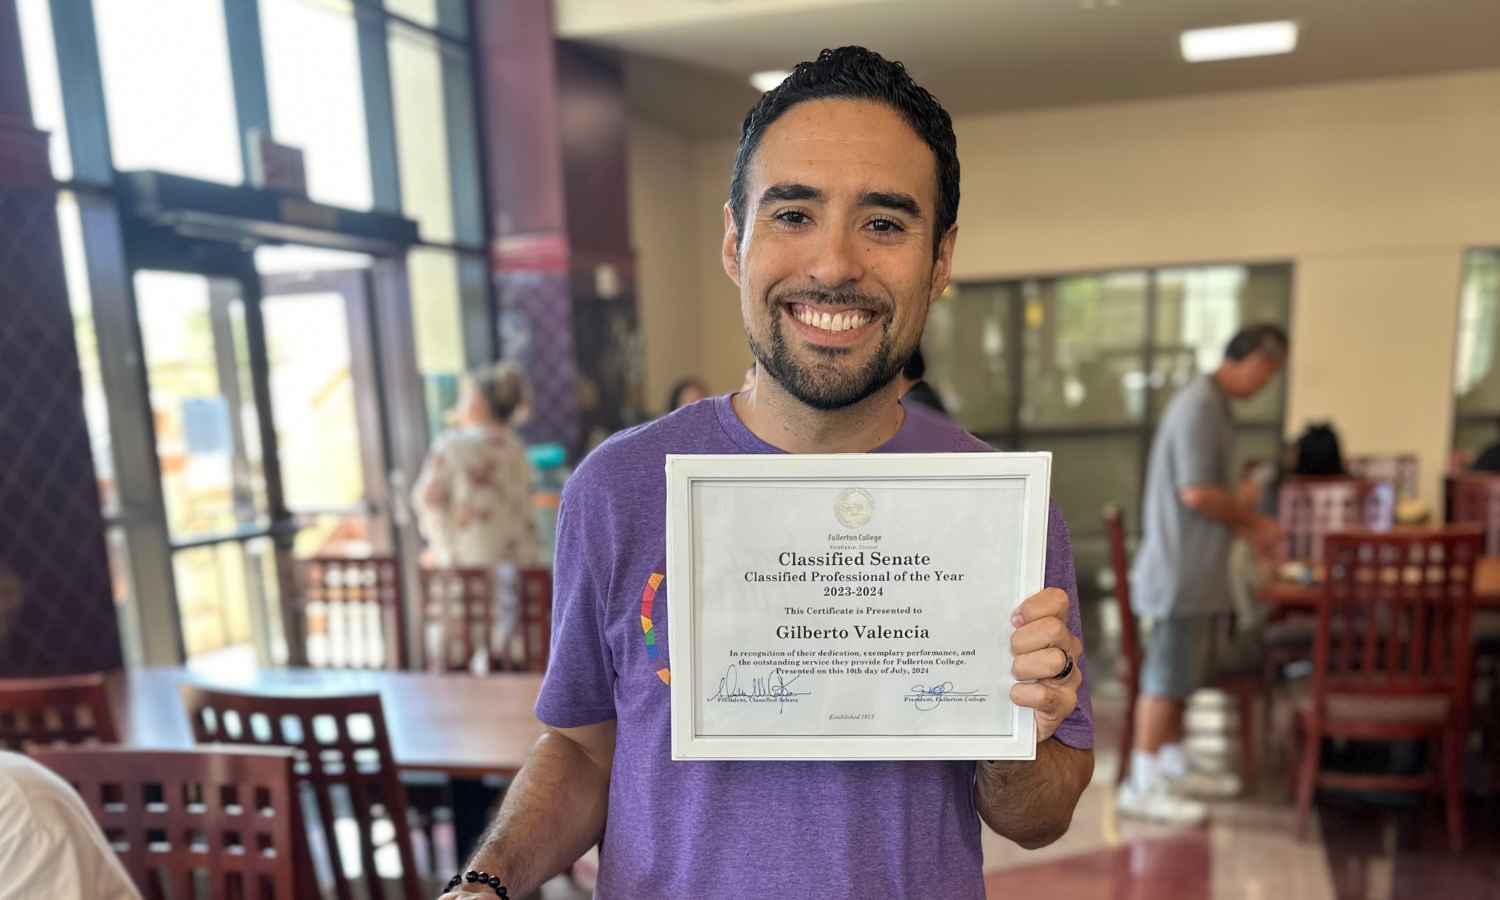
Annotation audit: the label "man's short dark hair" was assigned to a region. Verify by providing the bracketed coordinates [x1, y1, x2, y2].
[729, 46, 959, 258]
[1224, 323, 1288, 362]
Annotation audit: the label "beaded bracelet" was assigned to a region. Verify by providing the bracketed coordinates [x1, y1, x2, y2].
[447, 870, 509, 898]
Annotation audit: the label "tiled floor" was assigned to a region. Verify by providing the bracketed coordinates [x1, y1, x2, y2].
[979, 685, 1500, 900]
[979, 689, 1341, 900]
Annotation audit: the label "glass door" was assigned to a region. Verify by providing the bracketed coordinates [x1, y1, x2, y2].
[133, 269, 285, 673]
[258, 264, 397, 562]
[130, 243, 417, 674]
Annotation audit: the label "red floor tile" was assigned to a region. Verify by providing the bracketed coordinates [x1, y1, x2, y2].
[984, 831, 1210, 900]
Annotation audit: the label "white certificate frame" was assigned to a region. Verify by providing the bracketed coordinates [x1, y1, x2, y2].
[666, 452, 1051, 761]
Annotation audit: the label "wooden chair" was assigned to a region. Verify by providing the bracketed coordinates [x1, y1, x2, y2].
[1446, 472, 1500, 554]
[1348, 454, 1420, 501]
[513, 569, 553, 674]
[0, 673, 119, 751]
[179, 686, 423, 900]
[1291, 528, 1481, 846]
[1278, 477, 1392, 565]
[29, 745, 300, 900]
[420, 567, 552, 673]
[1446, 473, 1500, 793]
[420, 567, 494, 672]
[1103, 507, 1258, 788]
[298, 556, 406, 670]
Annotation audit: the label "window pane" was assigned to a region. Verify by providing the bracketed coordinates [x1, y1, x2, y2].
[93, 0, 242, 183]
[458, 252, 493, 367]
[1153, 264, 1290, 424]
[1455, 250, 1500, 417]
[261, 293, 366, 511]
[136, 272, 265, 539]
[16, 0, 71, 180]
[384, 0, 468, 37]
[923, 283, 1017, 436]
[442, 43, 484, 246]
[389, 23, 455, 243]
[174, 541, 271, 674]
[1020, 433, 1143, 602]
[409, 247, 466, 436]
[1021, 272, 1148, 428]
[58, 193, 113, 510]
[260, 0, 373, 210]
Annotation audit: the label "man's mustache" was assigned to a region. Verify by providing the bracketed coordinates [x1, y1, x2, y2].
[771, 286, 892, 314]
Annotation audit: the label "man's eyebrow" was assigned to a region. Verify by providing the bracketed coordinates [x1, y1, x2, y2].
[758, 183, 824, 207]
[860, 191, 924, 220]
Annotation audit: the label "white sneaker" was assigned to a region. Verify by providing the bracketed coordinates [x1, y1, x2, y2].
[1116, 782, 1209, 826]
[1171, 769, 1243, 800]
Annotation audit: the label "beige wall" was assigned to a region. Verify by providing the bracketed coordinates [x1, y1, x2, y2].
[628, 120, 706, 415]
[627, 68, 1500, 505]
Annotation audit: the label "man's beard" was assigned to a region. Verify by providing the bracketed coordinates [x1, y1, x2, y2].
[746, 290, 916, 411]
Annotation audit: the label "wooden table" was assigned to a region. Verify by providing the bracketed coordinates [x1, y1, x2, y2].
[1257, 555, 1500, 610]
[106, 667, 546, 779]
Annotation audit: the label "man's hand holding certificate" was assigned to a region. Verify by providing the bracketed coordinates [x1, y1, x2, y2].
[667, 452, 1057, 761]
[1009, 587, 1085, 744]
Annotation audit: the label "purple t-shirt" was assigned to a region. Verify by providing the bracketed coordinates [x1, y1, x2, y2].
[537, 395, 1093, 900]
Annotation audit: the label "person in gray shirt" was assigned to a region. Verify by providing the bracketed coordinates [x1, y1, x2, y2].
[1119, 323, 1286, 825]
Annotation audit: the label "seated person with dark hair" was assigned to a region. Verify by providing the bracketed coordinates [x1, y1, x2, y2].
[1292, 423, 1346, 477]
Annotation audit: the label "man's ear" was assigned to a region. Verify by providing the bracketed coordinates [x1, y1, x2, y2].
[722, 203, 742, 287]
[928, 224, 959, 304]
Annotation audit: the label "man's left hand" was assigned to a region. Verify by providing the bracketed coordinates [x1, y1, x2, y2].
[1009, 587, 1083, 743]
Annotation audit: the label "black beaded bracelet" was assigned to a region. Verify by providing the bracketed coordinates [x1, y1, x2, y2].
[446, 870, 509, 899]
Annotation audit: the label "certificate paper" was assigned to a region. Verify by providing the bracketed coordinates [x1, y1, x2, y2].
[666, 452, 1050, 761]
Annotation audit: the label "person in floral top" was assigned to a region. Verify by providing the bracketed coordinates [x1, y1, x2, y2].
[414, 362, 541, 666]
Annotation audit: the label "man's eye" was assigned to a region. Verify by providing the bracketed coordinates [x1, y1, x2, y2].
[776, 210, 809, 225]
[869, 218, 902, 233]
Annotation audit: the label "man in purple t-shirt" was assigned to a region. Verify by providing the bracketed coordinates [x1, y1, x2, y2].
[441, 47, 1094, 900]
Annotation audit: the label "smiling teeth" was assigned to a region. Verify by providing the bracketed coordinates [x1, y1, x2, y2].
[794, 307, 871, 332]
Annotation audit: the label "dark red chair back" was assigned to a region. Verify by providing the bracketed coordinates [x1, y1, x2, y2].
[1102, 506, 1143, 785]
[1314, 529, 1481, 705]
[1279, 477, 1391, 564]
[1446, 473, 1500, 555]
[0, 673, 119, 750]
[420, 566, 494, 672]
[513, 569, 553, 674]
[29, 745, 299, 900]
[420, 567, 552, 673]
[178, 686, 422, 900]
[1102, 507, 1142, 682]
[298, 556, 406, 670]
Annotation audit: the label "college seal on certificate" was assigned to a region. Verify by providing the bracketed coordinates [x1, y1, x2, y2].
[834, 487, 875, 528]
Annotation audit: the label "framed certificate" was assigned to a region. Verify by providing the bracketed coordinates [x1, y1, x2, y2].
[666, 452, 1051, 761]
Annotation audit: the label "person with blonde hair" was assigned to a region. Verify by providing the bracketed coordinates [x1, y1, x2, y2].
[414, 361, 541, 666]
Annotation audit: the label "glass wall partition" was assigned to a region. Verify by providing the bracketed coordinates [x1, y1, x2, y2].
[926, 263, 1293, 601]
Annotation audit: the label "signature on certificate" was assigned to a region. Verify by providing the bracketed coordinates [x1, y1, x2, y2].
[906, 682, 980, 711]
[709, 665, 810, 713]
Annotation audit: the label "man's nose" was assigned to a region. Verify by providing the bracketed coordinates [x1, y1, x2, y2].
[804, 222, 865, 291]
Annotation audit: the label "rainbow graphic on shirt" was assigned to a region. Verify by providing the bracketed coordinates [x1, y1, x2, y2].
[640, 557, 670, 685]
